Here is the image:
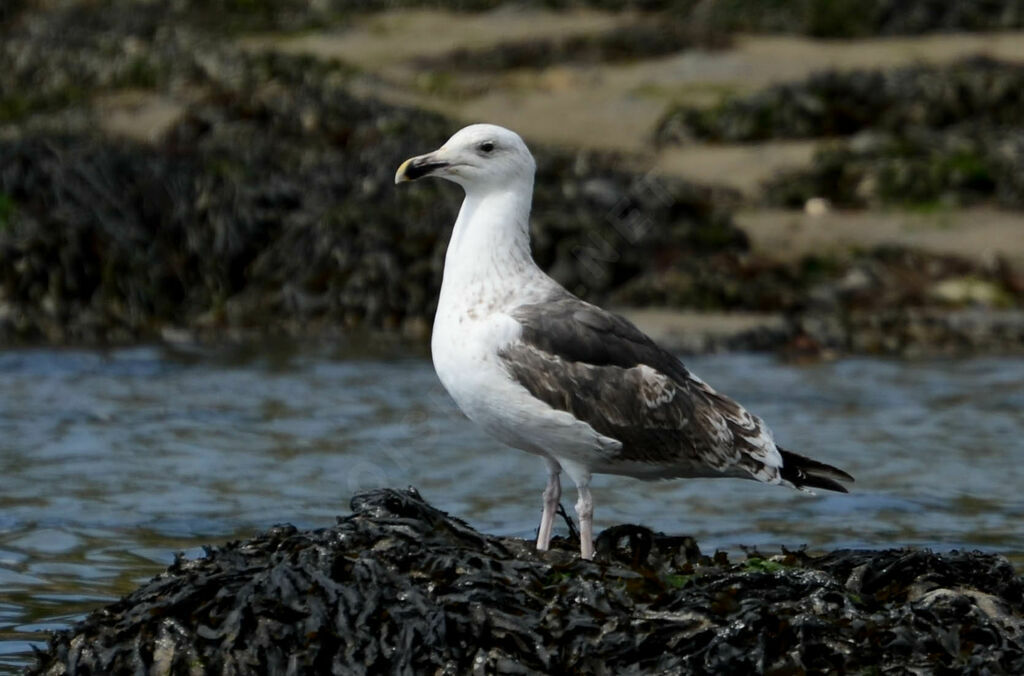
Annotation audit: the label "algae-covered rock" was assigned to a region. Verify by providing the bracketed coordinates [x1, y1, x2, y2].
[655, 58, 1024, 211]
[0, 4, 742, 345]
[763, 127, 1024, 210]
[413, 20, 729, 72]
[656, 57, 1024, 145]
[335, 0, 1024, 38]
[6, 1, 1024, 355]
[29, 488, 1024, 674]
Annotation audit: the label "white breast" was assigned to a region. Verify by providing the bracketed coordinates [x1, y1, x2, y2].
[431, 305, 620, 464]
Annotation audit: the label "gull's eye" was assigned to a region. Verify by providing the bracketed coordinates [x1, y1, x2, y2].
[478, 141, 496, 154]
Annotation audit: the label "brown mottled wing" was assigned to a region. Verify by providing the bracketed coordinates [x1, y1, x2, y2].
[500, 297, 783, 478]
[510, 297, 691, 382]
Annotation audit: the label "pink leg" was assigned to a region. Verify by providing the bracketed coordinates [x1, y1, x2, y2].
[556, 459, 595, 560]
[575, 480, 594, 560]
[536, 458, 561, 551]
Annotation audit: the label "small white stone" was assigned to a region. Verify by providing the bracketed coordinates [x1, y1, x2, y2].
[804, 197, 831, 217]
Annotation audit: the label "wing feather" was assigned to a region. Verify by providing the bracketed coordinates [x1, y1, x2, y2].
[501, 297, 784, 480]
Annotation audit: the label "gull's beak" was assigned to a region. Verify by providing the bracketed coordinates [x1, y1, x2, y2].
[395, 151, 449, 184]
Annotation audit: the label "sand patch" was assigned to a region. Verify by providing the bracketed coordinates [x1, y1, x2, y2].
[738, 208, 1024, 265]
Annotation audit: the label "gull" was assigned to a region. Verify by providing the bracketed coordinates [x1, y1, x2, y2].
[395, 124, 853, 559]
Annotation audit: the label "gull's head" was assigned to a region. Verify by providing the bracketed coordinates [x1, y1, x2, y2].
[394, 123, 535, 193]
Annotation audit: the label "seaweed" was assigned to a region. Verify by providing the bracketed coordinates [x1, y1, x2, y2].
[29, 488, 1024, 674]
[656, 57, 1024, 144]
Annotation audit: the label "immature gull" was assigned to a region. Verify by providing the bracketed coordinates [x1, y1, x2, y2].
[395, 124, 853, 559]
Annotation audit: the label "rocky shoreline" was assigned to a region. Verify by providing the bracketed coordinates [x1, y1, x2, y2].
[2, 2, 1024, 356]
[28, 488, 1024, 674]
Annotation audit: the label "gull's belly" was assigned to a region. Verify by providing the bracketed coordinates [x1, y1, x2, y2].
[431, 312, 542, 451]
[431, 311, 619, 463]
[431, 315, 510, 425]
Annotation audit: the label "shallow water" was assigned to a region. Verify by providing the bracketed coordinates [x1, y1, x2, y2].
[1, 344, 1023, 671]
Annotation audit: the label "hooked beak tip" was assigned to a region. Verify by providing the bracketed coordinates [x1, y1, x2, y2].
[395, 154, 448, 185]
[394, 158, 414, 185]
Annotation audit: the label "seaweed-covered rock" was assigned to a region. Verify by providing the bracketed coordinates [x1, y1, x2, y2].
[610, 247, 1024, 356]
[0, 4, 742, 345]
[0, 0, 27, 27]
[794, 307, 1024, 357]
[0, 126, 739, 344]
[611, 246, 1020, 314]
[656, 57, 1024, 145]
[764, 127, 1024, 209]
[338, 0, 1024, 38]
[6, 0, 1024, 355]
[413, 19, 729, 72]
[654, 57, 1024, 211]
[667, 0, 1024, 37]
[29, 488, 1024, 674]
[9, 0, 1024, 42]
[0, 0, 306, 126]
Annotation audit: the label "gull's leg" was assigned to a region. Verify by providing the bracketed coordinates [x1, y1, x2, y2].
[536, 457, 561, 552]
[554, 458, 594, 559]
[575, 478, 594, 560]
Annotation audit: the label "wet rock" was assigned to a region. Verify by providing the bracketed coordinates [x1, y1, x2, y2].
[28, 488, 1024, 675]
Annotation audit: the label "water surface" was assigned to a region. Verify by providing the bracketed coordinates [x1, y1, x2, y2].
[2, 344, 1023, 671]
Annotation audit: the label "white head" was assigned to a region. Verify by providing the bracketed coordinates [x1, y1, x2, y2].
[395, 124, 535, 194]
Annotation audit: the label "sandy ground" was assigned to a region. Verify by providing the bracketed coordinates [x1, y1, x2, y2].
[739, 208, 1024, 265]
[409, 29, 1024, 152]
[653, 140, 821, 197]
[250, 8, 621, 65]
[238, 10, 1024, 197]
[244, 10, 1024, 150]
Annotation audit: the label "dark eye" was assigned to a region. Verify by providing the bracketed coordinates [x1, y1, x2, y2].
[479, 141, 495, 154]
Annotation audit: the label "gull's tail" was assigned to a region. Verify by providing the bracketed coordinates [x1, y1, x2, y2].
[778, 447, 854, 493]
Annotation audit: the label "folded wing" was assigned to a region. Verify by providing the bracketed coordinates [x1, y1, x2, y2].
[499, 296, 785, 483]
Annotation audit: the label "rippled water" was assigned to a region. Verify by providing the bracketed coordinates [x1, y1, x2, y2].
[2, 344, 1023, 671]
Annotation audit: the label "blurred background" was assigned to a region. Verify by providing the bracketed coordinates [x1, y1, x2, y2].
[2, 0, 1024, 670]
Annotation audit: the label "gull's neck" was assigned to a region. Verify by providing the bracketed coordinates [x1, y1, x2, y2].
[439, 184, 544, 305]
